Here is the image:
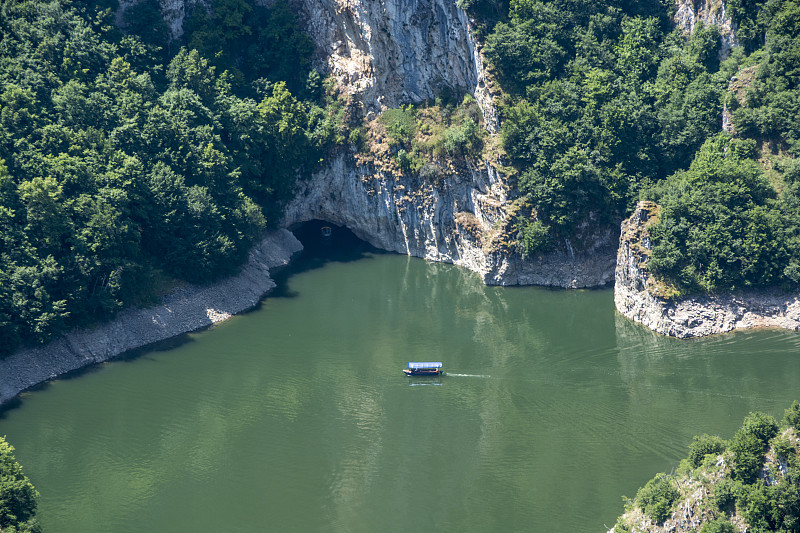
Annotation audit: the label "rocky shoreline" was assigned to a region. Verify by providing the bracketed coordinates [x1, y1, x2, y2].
[0, 229, 303, 408]
[615, 202, 800, 338]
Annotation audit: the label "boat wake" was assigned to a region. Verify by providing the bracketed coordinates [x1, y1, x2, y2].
[446, 373, 491, 378]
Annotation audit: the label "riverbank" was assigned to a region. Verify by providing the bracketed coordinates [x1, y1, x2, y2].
[0, 229, 303, 408]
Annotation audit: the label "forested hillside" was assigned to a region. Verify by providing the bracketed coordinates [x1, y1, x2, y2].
[1, 0, 798, 355]
[0, 0, 344, 355]
[461, 0, 800, 296]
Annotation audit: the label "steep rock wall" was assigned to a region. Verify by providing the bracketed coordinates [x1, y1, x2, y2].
[674, 0, 738, 59]
[299, 0, 499, 130]
[281, 0, 613, 285]
[0, 230, 302, 407]
[283, 152, 617, 287]
[615, 202, 800, 338]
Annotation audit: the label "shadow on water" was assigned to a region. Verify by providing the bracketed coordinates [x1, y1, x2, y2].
[270, 221, 388, 298]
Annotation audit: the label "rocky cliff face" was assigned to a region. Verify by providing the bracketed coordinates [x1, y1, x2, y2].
[283, 149, 617, 287]
[298, 0, 499, 130]
[280, 0, 616, 285]
[673, 0, 738, 59]
[615, 202, 800, 338]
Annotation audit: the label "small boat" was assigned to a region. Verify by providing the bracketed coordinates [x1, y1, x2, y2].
[320, 226, 332, 238]
[403, 362, 443, 376]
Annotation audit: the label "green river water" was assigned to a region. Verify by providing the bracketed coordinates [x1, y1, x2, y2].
[1, 226, 799, 532]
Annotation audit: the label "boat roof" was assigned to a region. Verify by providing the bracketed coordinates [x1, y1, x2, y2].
[407, 362, 443, 369]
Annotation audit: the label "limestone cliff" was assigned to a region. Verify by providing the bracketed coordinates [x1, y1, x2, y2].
[279, 0, 614, 286]
[673, 0, 738, 59]
[615, 202, 800, 338]
[283, 150, 617, 287]
[298, 0, 499, 131]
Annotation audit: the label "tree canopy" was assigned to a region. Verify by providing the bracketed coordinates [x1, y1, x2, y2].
[0, 0, 344, 355]
[461, 0, 800, 294]
[0, 436, 40, 533]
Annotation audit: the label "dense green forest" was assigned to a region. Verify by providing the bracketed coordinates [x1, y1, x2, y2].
[614, 402, 800, 533]
[461, 0, 800, 296]
[1, 0, 799, 354]
[0, 0, 345, 354]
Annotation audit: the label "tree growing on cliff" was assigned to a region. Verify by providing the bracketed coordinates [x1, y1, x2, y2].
[616, 404, 800, 533]
[0, 437, 40, 533]
[635, 473, 680, 524]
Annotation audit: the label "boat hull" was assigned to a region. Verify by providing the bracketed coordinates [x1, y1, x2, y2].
[403, 369, 442, 376]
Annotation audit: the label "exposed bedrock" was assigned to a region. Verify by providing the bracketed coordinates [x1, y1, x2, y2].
[282, 153, 617, 287]
[282, 0, 615, 286]
[673, 0, 738, 59]
[614, 202, 800, 338]
[298, 0, 499, 130]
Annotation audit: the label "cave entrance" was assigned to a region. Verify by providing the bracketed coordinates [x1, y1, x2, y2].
[288, 220, 383, 267]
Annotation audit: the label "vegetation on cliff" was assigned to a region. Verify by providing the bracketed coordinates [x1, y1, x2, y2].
[613, 402, 800, 533]
[0, 436, 40, 533]
[0, 0, 345, 355]
[644, 134, 800, 296]
[461, 0, 800, 293]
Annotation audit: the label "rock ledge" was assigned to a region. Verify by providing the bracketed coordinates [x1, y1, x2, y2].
[615, 202, 800, 338]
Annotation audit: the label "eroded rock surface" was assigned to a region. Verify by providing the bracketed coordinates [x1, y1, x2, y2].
[283, 152, 617, 287]
[615, 202, 800, 338]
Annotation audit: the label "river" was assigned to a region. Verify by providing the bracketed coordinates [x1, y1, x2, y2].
[1, 224, 799, 532]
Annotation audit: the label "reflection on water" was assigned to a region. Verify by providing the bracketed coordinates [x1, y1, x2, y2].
[1, 248, 799, 533]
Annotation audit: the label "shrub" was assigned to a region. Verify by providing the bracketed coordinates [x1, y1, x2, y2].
[700, 517, 736, 533]
[772, 436, 796, 464]
[442, 117, 483, 156]
[519, 219, 550, 257]
[688, 434, 727, 468]
[636, 473, 680, 524]
[741, 412, 779, 446]
[785, 400, 800, 431]
[379, 107, 416, 147]
[731, 431, 768, 483]
[613, 520, 631, 533]
[713, 478, 742, 512]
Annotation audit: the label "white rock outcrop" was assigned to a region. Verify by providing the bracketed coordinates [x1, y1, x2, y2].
[0, 230, 302, 407]
[283, 152, 617, 287]
[615, 202, 800, 338]
[281, 0, 614, 285]
[299, 0, 499, 131]
[674, 0, 738, 59]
